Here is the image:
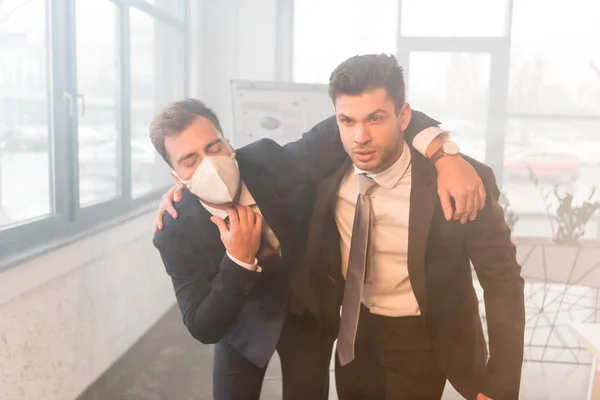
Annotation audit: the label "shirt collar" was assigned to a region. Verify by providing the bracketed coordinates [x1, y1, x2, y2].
[354, 141, 411, 190]
[199, 181, 255, 219]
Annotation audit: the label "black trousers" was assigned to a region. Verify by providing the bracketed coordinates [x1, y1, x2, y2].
[213, 311, 334, 400]
[335, 305, 447, 400]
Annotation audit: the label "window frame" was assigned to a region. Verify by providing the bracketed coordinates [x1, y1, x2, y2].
[395, 0, 599, 239]
[0, 0, 190, 270]
[287, 0, 600, 239]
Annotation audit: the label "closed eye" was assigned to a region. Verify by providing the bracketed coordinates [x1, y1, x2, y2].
[180, 154, 198, 168]
[207, 142, 224, 155]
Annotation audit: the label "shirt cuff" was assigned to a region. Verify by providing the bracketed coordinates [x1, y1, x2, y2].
[227, 251, 262, 272]
[411, 127, 451, 156]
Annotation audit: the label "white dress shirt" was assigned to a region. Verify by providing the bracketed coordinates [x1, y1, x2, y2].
[411, 126, 449, 156]
[201, 182, 280, 272]
[335, 141, 419, 317]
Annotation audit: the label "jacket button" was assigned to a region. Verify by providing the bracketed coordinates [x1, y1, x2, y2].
[244, 282, 253, 295]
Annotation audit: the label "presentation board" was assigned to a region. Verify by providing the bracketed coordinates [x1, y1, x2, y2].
[230, 80, 333, 147]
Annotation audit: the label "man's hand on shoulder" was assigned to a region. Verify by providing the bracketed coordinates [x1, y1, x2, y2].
[435, 154, 486, 224]
[425, 136, 486, 224]
[153, 185, 185, 235]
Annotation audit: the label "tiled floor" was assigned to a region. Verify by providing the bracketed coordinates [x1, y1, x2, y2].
[77, 306, 592, 400]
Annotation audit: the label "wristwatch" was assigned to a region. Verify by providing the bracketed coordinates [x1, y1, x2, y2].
[430, 141, 460, 164]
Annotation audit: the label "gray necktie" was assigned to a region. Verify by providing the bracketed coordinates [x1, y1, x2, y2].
[337, 174, 378, 366]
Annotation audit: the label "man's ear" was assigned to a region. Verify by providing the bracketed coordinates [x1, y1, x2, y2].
[399, 102, 412, 131]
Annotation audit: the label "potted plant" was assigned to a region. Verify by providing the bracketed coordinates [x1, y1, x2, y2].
[515, 170, 600, 286]
[512, 169, 600, 362]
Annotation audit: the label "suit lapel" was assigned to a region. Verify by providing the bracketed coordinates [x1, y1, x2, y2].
[238, 157, 290, 256]
[306, 158, 351, 265]
[327, 159, 353, 212]
[295, 157, 350, 321]
[407, 148, 437, 320]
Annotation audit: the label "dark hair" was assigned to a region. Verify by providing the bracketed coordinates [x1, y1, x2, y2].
[329, 54, 406, 113]
[149, 98, 223, 166]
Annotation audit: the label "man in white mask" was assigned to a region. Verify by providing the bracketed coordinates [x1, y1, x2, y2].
[176, 150, 242, 206]
[151, 98, 335, 400]
[150, 96, 486, 400]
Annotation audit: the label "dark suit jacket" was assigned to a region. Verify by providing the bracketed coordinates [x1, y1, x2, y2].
[153, 139, 314, 368]
[283, 111, 442, 323]
[295, 134, 525, 398]
[153, 111, 439, 368]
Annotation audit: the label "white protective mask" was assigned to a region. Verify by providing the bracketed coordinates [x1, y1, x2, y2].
[178, 154, 241, 205]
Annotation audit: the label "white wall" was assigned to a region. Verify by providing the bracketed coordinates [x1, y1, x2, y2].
[192, 0, 280, 135]
[0, 212, 175, 400]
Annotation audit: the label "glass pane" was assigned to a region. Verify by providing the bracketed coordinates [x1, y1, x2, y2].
[293, 0, 398, 84]
[509, 0, 600, 115]
[407, 52, 491, 162]
[400, 0, 507, 37]
[76, 0, 120, 207]
[143, 0, 184, 19]
[130, 9, 185, 198]
[502, 118, 600, 239]
[0, 0, 51, 228]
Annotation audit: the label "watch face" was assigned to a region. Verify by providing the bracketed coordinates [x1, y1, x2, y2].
[443, 141, 460, 155]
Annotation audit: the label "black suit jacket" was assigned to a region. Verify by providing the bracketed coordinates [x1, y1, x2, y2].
[283, 110, 442, 324]
[153, 139, 313, 368]
[297, 145, 525, 397]
[153, 111, 439, 367]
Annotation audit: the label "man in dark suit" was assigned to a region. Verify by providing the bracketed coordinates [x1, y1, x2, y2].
[151, 99, 333, 400]
[150, 96, 489, 399]
[295, 54, 525, 400]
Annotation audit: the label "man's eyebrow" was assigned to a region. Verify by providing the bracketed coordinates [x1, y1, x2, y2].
[203, 138, 222, 152]
[366, 109, 388, 118]
[338, 109, 387, 121]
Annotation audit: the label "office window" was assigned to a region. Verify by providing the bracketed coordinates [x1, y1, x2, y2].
[509, 0, 600, 115]
[143, 0, 184, 19]
[407, 52, 491, 162]
[502, 118, 600, 238]
[0, 0, 189, 267]
[293, 0, 398, 84]
[130, 8, 185, 198]
[0, 0, 52, 228]
[504, 0, 600, 238]
[400, 0, 508, 37]
[76, 0, 121, 207]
